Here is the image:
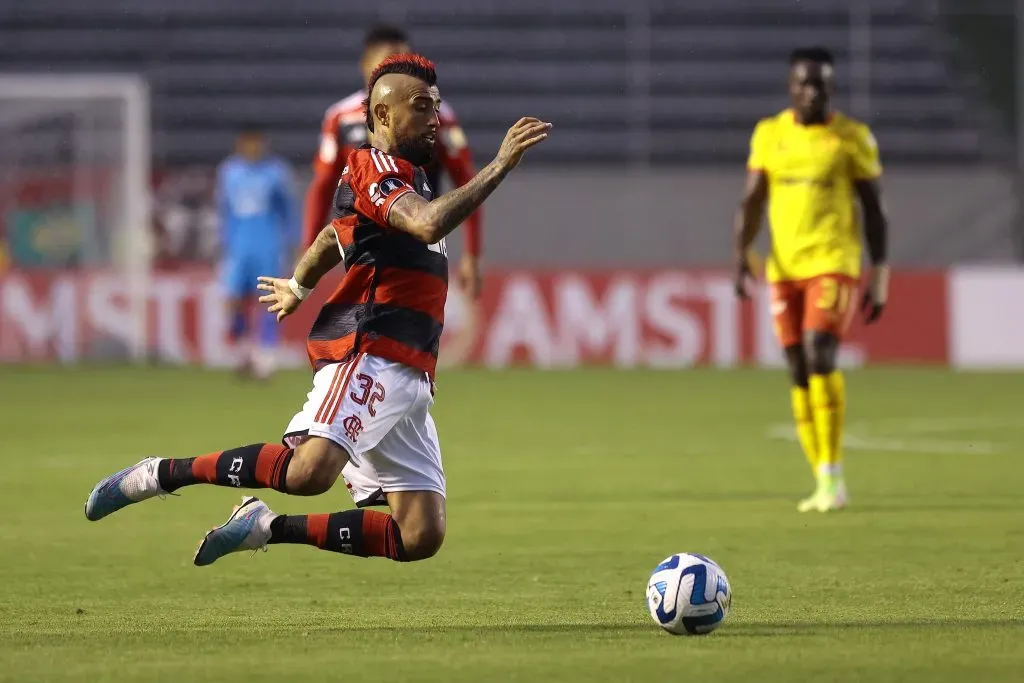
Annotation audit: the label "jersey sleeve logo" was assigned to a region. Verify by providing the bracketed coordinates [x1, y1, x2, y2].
[368, 176, 408, 207]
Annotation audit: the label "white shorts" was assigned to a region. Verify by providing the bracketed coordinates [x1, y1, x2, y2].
[283, 353, 445, 506]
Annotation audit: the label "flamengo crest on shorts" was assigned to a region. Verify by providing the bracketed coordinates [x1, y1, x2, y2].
[283, 354, 446, 502]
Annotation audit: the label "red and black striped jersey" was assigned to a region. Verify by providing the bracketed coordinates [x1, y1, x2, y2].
[306, 145, 448, 377]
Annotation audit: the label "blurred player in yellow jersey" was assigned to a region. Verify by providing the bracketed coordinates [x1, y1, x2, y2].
[733, 47, 889, 512]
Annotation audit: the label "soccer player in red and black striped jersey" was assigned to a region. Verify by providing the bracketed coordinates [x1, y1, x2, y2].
[84, 54, 551, 568]
[303, 25, 484, 298]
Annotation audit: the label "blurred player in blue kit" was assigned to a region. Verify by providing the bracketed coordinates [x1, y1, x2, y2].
[216, 128, 299, 378]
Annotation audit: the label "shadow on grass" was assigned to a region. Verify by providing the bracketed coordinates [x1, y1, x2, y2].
[308, 618, 1023, 637]
[13, 618, 1022, 642]
[850, 502, 1024, 513]
[713, 619, 1024, 638]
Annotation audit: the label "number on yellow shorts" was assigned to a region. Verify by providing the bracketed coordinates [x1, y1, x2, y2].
[815, 277, 849, 313]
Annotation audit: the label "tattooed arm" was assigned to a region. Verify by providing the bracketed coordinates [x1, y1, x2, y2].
[293, 225, 343, 289]
[389, 117, 552, 244]
[389, 161, 508, 244]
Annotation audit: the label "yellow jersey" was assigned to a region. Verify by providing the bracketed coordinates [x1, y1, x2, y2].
[747, 109, 882, 282]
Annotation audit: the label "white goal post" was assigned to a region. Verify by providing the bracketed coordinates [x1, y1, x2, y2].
[0, 73, 152, 361]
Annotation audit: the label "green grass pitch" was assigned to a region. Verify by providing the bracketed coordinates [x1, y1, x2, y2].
[0, 366, 1022, 682]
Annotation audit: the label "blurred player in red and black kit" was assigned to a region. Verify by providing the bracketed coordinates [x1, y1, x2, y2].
[303, 25, 483, 298]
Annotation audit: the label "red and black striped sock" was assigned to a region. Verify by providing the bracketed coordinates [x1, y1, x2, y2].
[156, 444, 292, 493]
[267, 509, 408, 561]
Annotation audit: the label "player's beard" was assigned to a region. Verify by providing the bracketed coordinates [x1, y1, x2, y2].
[396, 136, 435, 167]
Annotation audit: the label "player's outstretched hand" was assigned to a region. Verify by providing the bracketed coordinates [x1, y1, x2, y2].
[496, 117, 553, 171]
[257, 276, 302, 322]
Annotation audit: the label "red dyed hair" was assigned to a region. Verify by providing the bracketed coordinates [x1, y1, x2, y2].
[364, 53, 438, 132]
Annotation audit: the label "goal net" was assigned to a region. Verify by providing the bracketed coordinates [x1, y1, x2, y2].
[0, 74, 152, 361]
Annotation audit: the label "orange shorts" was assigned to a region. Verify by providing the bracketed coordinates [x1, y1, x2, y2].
[769, 274, 859, 348]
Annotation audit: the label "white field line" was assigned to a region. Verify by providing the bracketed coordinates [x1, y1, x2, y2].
[765, 417, 1010, 455]
[848, 417, 1024, 435]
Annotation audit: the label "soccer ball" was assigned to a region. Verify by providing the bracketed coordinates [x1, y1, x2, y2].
[645, 553, 732, 635]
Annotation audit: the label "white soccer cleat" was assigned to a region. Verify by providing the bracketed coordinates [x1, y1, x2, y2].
[84, 457, 167, 521]
[818, 479, 849, 512]
[193, 496, 276, 567]
[797, 478, 849, 513]
[796, 489, 821, 513]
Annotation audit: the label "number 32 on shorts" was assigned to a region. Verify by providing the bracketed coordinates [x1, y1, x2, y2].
[350, 374, 386, 417]
[815, 277, 850, 314]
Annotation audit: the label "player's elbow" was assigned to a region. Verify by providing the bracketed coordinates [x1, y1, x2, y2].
[739, 190, 766, 212]
[424, 227, 446, 245]
[316, 225, 337, 247]
[390, 199, 445, 244]
[406, 220, 444, 245]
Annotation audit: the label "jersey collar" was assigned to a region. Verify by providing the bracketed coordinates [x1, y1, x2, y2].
[789, 108, 835, 127]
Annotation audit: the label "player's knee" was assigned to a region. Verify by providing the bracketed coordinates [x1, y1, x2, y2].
[287, 438, 347, 495]
[805, 332, 838, 375]
[286, 460, 335, 495]
[397, 518, 446, 561]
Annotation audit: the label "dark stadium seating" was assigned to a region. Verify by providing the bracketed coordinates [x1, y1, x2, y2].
[0, 0, 1003, 166]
